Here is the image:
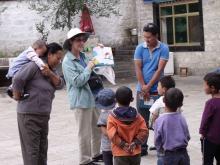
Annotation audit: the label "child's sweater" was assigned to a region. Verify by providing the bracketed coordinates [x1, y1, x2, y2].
[200, 98, 220, 144]
[107, 106, 148, 156]
[154, 112, 190, 151]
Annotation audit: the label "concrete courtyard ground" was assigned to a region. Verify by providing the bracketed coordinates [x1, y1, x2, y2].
[0, 76, 208, 165]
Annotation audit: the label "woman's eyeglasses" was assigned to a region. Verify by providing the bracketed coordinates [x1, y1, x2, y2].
[75, 37, 86, 42]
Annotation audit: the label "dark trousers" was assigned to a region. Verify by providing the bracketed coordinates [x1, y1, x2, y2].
[103, 151, 113, 165]
[163, 149, 190, 165]
[136, 93, 150, 152]
[201, 138, 220, 165]
[114, 154, 141, 165]
[17, 113, 50, 165]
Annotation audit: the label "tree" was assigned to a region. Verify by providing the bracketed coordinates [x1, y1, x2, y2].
[35, 21, 49, 41]
[28, 0, 120, 30]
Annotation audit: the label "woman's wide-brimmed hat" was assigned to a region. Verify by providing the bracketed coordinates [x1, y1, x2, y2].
[67, 28, 89, 40]
[63, 28, 90, 50]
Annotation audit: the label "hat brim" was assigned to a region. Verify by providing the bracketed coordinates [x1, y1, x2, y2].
[69, 32, 90, 41]
[96, 102, 116, 110]
[63, 32, 90, 50]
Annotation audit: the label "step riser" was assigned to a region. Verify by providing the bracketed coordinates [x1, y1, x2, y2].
[114, 51, 135, 56]
[113, 47, 136, 79]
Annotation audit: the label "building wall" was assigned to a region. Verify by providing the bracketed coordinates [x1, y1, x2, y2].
[135, 0, 220, 75]
[173, 0, 220, 75]
[135, 0, 154, 42]
[1, 0, 219, 75]
[0, 0, 137, 56]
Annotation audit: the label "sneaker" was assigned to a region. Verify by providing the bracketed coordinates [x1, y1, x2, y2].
[20, 94, 30, 100]
[6, 86, 29, 100]
[92, 153, 103, 162]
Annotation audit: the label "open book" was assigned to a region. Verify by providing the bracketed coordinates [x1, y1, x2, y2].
[92, 46, 114, 66]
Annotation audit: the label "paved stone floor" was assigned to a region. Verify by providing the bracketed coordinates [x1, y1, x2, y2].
[0, 76, 209, 165]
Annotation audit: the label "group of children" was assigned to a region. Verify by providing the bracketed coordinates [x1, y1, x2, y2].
[95, 73, 220, 165]
[6, 40, 220, 165]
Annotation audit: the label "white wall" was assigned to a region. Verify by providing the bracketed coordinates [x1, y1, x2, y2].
[0, 1, 67, 56]
[0, 0, 137, 56]
[135, 0, 154, 42]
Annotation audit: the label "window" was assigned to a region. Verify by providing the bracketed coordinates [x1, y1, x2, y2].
[154, 0, 204, 51]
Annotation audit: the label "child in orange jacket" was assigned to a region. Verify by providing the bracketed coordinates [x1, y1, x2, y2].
[107, 86, 148, 165]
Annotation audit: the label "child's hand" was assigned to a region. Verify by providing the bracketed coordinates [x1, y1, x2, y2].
[41, 65, 52, 77]
[122, 143, 130, 153]
[13, 91, 21, 101]
[129, 142, 137, 153]
[42, 64, 49, 70]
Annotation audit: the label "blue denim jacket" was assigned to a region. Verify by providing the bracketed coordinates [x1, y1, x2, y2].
[62, 51, 95, 109]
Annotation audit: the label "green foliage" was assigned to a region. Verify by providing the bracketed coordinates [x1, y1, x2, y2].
[27, 0, 120, 30]
[87, 0, 120, 17]
[35, 21, 49, 42]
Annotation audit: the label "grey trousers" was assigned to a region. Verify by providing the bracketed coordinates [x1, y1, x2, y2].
[17, 113, 50, 165]
[73, 108, 101, 164]
[114, 154, 141, 165]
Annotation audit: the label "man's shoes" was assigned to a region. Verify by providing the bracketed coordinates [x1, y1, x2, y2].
[92, 153, 103, 162]
[20, 94, 30, 100]
[141, 150, 148, 156]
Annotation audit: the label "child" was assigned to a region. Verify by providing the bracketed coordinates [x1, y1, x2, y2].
[154, 88, 190, 165]
[149, 76, 176, 129]
[107, 86, 148, 165]
[96, 89, 116, 165]
[199, 72, 220, 165]
[6, 39, 47, 99]
[148, 76, 177, 154]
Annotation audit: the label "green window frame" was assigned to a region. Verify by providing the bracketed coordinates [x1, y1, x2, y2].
[153, 0, 204, 51]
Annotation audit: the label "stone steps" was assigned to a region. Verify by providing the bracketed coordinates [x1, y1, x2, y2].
[115, 70, 136, 78]
[113, 46, 136, 79]
[114, 50, 135, 56]
[116, 45, 136, 51]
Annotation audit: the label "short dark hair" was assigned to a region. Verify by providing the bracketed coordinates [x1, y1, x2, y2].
[32, 39, 46, 49]
[159, 76, 176, 90]
[164, 88, 184, 112]
[47, 42, 63, 55]
[116, 86, 133, 106]
[204, 72, 220, 92]
[143, 23, 159, 36]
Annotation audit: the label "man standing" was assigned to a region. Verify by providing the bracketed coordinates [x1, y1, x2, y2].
[134, 23, 169, 156]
